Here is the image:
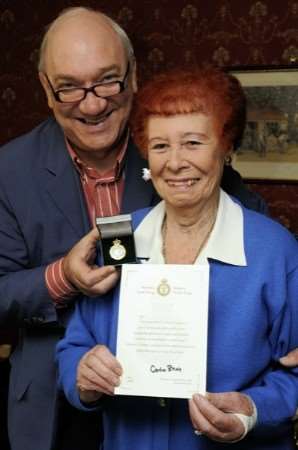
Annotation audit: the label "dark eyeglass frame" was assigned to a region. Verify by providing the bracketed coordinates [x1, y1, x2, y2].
[44, 63, 130, 104]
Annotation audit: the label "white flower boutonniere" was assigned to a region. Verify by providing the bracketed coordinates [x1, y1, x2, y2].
[142, 168, 151, 181]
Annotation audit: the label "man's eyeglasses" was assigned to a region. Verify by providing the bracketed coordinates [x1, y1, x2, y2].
[44, 63, 130, 104]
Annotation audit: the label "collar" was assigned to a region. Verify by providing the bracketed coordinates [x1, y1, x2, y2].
[66, 132, 128, 182]
[134, 189, 247, 266]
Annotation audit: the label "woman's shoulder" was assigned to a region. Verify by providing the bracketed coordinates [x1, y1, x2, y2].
[243, 203, 290, 233]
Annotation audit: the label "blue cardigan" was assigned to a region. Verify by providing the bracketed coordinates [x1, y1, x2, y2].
[57, 203, 298, 450]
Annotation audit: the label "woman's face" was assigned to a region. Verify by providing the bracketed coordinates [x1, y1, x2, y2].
[147, 113, 229, 211]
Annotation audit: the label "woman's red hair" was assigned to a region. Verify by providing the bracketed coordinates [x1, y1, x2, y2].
[131, 66, 246, 159]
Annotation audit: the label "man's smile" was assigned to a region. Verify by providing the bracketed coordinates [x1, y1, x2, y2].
[77, 109, 114, 126]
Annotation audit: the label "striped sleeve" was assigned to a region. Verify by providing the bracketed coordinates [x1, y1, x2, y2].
[45, 258, 78, 307]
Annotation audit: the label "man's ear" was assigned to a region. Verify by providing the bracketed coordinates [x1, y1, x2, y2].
[131, 59, 138, 93]
[39, 72, 54, 109]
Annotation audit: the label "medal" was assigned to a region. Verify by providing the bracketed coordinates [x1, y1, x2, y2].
[96, 214, 136, 266]
[109, 238, 126, 261]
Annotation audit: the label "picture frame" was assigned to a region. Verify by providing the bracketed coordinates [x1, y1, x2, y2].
[229, 66, 298, 182]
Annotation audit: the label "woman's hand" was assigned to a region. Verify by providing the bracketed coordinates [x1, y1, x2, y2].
[279, 348, 298, 367]
[76, 345, 123, 403]
[189, 391, 254, 442]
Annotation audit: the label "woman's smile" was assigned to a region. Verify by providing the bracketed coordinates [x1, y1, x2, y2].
[166, 178, 200, 188]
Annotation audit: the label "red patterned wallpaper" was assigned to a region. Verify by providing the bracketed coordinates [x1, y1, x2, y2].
[0, 0, 298, 231]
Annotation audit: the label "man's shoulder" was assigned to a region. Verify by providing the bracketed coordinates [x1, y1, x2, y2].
[222, 165, 268, 214]
[0, 117, 62, 161]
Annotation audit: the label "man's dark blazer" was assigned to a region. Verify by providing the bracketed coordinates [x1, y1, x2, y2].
[0, 117, 160, 450]
[0, 117, 266, 450]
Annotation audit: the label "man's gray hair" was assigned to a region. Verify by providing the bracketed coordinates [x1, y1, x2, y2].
[38, 6, 135, 72]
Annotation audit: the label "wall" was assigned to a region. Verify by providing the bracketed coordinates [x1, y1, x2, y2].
[0, 0, 298, 231]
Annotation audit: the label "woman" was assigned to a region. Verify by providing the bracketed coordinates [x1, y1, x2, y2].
[57, 67, 298, 449]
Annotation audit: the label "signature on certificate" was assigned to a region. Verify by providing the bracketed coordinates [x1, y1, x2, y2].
[150, 364, 182, 373]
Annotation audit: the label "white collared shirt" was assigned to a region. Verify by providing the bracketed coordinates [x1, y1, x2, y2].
[134, 189, 247, 267]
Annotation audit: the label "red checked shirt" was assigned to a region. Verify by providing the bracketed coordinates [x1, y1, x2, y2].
[45, 138, 127, 306]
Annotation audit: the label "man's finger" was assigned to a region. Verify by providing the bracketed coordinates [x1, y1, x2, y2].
[78, 266, 119, 296]
[81, 226, 100, 244]
[80, 265, 117, 286]
[90, 269, 120, 295]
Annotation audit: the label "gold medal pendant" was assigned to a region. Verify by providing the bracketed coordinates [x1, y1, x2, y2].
[109, 238, 126, 261]
[96, 214, 136, 266]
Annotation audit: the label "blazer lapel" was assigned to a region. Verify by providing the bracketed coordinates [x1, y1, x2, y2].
[42, 121, 90, 237]
[121, 138, 158, 213]
[41, 126, 155, 234]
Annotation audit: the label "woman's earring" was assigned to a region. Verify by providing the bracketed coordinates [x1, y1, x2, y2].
[224, 155, 232, 166]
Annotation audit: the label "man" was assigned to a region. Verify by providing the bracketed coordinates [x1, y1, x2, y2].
[0, 6, 267, 450]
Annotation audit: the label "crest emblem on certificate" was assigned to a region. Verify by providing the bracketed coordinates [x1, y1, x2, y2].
[157, 278, 171, 296]
[109, 238, 126, 261]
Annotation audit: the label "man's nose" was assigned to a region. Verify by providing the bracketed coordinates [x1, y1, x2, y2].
[78, 92, 109, 115]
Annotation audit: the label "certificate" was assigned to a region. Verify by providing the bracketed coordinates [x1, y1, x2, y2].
[115, 264, 209, 399]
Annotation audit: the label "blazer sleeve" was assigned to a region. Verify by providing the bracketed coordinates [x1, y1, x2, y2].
[0, 119, 91, 328]
[0, 177, 58, 326]
[56, 297, 101, 411]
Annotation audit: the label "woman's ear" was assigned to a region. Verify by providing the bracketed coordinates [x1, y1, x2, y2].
[224, 147, 233, 165]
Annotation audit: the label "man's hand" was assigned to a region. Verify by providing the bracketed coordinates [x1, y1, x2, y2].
[77, 345, 122, 404]
[189, 391, 254, 442]
[63, 228, 120, 296]
[279, 348, 298, 367]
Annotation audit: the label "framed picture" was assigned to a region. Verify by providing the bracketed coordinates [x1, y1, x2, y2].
[230, 66, 298, 182]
